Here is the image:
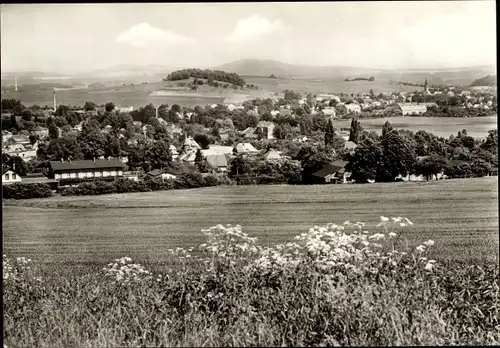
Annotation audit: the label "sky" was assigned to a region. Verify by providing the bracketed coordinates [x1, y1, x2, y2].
[0, 1, 496, 74]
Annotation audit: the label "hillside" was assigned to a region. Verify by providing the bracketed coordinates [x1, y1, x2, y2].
[471, 75, 497, 87]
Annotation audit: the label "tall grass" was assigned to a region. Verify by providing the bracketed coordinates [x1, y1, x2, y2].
[3, 217, 499, 347]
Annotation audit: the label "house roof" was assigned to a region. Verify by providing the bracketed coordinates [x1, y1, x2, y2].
[264, 149, 282, 160]
[236, 143, 259, 154]
[344, 141, 358, 150]
[183, 136, 201, 149]
[201, 145, 234, 157]
[49, 159, 125, 171]
[179, 150, 197, 162]
[206, 154, 228, 169]
[257, 121, 275, 128]
[311, 160, 349, 178]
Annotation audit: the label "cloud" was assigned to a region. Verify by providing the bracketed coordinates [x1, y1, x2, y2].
[116, 23, 195, 47]
[227, 15, 288, 42]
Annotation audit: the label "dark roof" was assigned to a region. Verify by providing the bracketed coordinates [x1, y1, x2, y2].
[206, 154, 228, 169]
[147, 168, 181, 177]
[311, 160, 349, 178]
[49, 159, 125, 171]
[25, 172, 46, 178]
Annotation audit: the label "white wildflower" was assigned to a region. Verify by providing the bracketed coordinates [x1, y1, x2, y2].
[380, 216, 389, 222]
[388, 232, 397, 238]
[424, 240, 435, 247]
[415, 245, 426, 253]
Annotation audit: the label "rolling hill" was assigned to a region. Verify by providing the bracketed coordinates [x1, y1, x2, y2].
[215, 59, 496, 86]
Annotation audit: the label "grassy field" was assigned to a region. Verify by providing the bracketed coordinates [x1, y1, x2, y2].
[332, 115, 497, 139]
[3, 177, 498, 267]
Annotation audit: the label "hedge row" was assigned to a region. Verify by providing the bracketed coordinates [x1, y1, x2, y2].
[58, 173, 230, 197]
[2, 183, 53, 199]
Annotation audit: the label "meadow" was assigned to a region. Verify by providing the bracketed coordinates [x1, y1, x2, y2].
[4, 177, 499, 347]
[3, 177, 498, 268]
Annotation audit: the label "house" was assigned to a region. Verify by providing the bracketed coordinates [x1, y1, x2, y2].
[182, 136, 201, 152]
[240, 127, 258, 139]
[20, 172, 58, 189]
[123, 171, 141, 181]
[323, 107, 337, 117]
[397, 103, 427, 116]
[48, 159, 125, 185]
[344, 141, 358, 154]
[146, 169, 179, 180]
[339, 104, 361, 114]
[2, 168, 22, 185]
[263, 149, 282, 161]
[170, 145, 179, 160]
[256, 121, 276, 140]
[201, 145, 234, 157]
[218, 129, 230, 141]
[133, 121, 143, 127]
[235, 142, 259, 155]
[101, 125, 113, 134]
[179, 150, 197, 163]
[270, 110, 280, 117]
[205, 154, 229, 173]
[310, 160, 350, 184]
[115, 106, 133, 113]
[32, 126, 49, 137]
[10, 134, 30, 146]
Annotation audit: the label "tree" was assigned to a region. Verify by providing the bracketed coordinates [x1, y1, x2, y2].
[312, 114, 327, 132]
[104, 134, 122, 159]
[84, 101, 97, 111]
[194, 149, 211, 173]
[78, 129, 106, 159]
[21, 109, 34, 121]
[9, 114, 18, 129]
[348, 118, 363, 144]
[105, 102, 116, 113]
[324, 118, 335, 147]
[415, 154, 448, 181]
[48, 122, 59, 139]
[273, 124, 292, 140]
[194, 134, 210, 149]
[380, 129, 417, 182]
[381, 121, 394, 138]
[29, 134, 39, 146]
[55, 105, 69, 118]
[147, 140, 172, 170]
[348, 141, 383, 183]
[229, 155, 251, 176]
[46, 136, 82, 161]
[12, 104, 23, 116]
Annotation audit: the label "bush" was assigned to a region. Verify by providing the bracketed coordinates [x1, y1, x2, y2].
[235, 174, 256, 185]
[114, 178, 151, 193]
[2, 183, 53, 199]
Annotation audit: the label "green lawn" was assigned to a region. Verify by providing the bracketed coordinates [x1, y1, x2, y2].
[3, 177, 498, 267]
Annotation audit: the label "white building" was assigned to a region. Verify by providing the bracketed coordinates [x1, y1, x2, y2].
[2, 169, 22, 185]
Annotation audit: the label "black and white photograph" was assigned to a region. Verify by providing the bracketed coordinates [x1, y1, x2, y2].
[1, 1, 498, 347]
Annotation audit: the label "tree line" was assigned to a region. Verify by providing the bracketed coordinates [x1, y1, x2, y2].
[165, 69, 246, 87]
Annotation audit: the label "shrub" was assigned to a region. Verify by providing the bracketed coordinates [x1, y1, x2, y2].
[114, 178, 151, 193]
[2, 183, 53, 199]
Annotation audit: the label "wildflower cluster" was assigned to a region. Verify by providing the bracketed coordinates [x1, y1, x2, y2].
[198, 224, 259, 262]
[102, 257, 154, 284]
[235, 217, 437, 278]
[3, 255, 40, 282]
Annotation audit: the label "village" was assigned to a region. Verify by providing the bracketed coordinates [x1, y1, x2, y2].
[1, 78, 498, 195]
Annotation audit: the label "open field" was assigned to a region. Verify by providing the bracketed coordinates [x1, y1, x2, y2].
[3, 177, 498, 267]
[332, 115, 497, 139]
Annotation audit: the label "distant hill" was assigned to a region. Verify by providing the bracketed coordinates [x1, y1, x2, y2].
[471, 75, 497, 87]
[215, 59, 496, 86]
[214, 59, 384, 79]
